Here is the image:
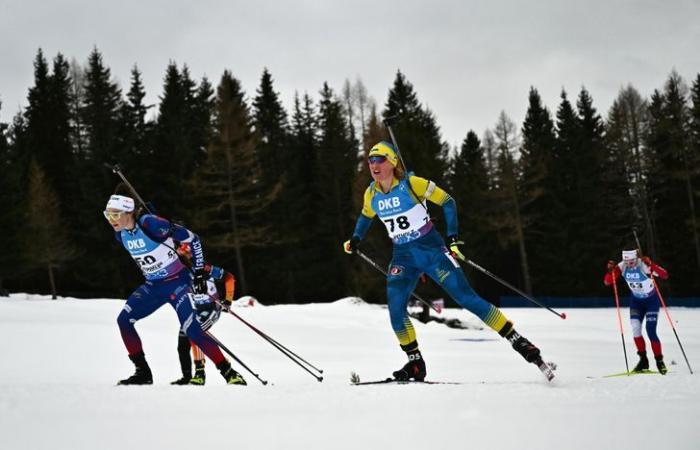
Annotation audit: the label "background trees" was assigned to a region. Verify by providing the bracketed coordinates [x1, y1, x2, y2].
[1, 47, 697, 300]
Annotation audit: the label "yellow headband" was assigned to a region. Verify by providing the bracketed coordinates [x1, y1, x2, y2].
[368, 141, 398, 167]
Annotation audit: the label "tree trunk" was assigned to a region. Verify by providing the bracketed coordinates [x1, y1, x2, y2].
[228, 201, 247, 295]
[511, 186, 533, 295]
[48, 263, 57, 300]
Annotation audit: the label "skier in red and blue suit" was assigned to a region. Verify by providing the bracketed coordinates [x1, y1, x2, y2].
[604, 249, 669, 374]
[104, 186, 245, 385]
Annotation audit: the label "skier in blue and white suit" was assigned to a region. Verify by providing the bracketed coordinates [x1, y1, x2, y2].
[104, 186, 245, 385]
[344, 141, 547, 381]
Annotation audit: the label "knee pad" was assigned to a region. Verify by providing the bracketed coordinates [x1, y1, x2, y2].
[630, 317, 642, 337]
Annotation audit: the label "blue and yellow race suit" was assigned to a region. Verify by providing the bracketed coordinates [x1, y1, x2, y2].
[351, 175, 512, 351]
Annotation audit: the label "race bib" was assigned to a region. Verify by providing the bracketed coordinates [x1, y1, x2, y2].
[380, 202, 431, 244]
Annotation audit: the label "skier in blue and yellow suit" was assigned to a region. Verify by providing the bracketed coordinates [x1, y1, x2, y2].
[344, 141, 546, 381]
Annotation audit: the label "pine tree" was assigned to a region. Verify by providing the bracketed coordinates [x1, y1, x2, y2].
[48, 53, 74, 199]
[70, 48, 125, 292]
[23, 49, 52, 167]
[68, 58, 87, 157]
[192, 71, 276, 296]
[23, 160, 78, 299]
[447, 130, 501, 298]
[284, 92, 327, 300]
[80, 48, 123, 164]
[314, 82, 359, 298]
[0, 103, 20, 294]
[23, 50, 74, 196]
[489, 112, 532, 294]
[604, 85, 649, 254]
[250, 68, 294, 299]
[122, 65, 153, 166]
[518, 87, 557, 293]
[545, 90, 581, 294]
[646, 72, 699, 293]
[191, 74, 215, 167]
[152, 62, 205, 219]
[574, 87, 610, 294]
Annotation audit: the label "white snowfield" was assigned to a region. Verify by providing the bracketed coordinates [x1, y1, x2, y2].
[1, 294, 698, 450]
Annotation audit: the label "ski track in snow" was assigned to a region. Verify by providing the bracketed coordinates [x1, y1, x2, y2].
[1, 294, 698, 450]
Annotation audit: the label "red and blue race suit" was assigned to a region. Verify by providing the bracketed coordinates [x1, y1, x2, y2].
[115, 214, 226, 364]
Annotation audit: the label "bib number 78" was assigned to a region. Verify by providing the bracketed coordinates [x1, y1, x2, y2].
[384, 216, 410, 232]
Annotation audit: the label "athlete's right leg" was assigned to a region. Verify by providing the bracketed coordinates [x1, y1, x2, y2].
[427, 250, 541, 363]
[630, 298, 650, 371]
[116, 283, 164, 385]
[117, 283, 164, 355]
[387, 259, 426, 381]
[170, 331, 193, 385]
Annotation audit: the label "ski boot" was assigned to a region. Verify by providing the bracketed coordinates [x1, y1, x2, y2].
[216, 360, 247, 385]
[189, 360, 206, 385]
[118, 352, 153, 385]
[633, 351, 649, 372]
[655, 354, 667, 375]
[392, 349, 426, 381]
[508, 332, 541, 363]
[170, 375, 191, 385]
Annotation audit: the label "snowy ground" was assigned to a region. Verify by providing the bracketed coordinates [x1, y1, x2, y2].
[1, 294, 698, 450]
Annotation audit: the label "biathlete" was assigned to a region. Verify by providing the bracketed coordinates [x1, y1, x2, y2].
[104, 185, 245, 385]
[604, 249, 669, 374]
[170, 243, 237, 386]
[344, 141, 548, 381]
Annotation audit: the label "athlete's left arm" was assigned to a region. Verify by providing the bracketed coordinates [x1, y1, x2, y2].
[642, 257, 669, 280]
[408, 176, 458, 237]
[141, 215, 205, 271]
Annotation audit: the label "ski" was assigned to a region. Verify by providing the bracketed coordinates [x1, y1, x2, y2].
[350, 372, 461, 385]
[585, 369, 666, 379]
[603, 369, 660, 378]
[535, 359, 556, 382]
[352, 378, 463, 386]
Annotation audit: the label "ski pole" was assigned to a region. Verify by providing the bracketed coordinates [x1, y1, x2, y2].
[652, 279, 694, 374]
[383, 115, 409, 173]
[610, 271, 630, 375]
[227, 308, 323, 375]
[633, 229, 693, 374]
[104, 163, 154, 214]
[205, 331, 268, 385]
[217, 302, 324, 382]
[455, 254, 567, 319]
[354, 248, 440, 314]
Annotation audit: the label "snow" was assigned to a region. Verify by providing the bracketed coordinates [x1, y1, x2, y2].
[1, 294, 699, 450]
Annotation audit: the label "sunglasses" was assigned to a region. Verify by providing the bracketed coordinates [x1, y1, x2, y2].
[368, 155, 387, 164]
[103, 210, 125, 221]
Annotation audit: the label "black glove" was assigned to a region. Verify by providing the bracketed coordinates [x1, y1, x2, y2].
[607, 260, 616, 272]
[192, 269, 208, 294]
[343, 236, 361, 254]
